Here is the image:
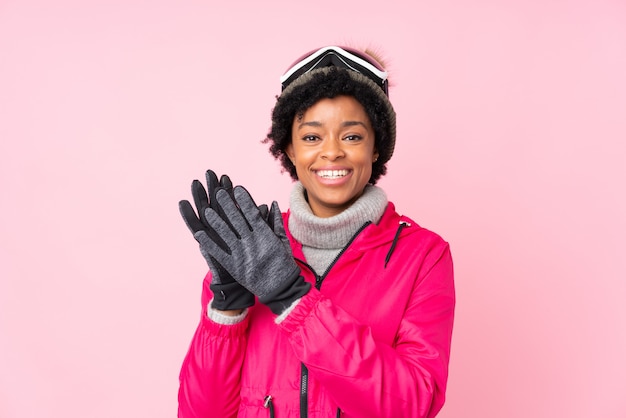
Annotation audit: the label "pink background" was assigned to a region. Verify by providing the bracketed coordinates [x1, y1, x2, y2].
[1, 0, 625, 417]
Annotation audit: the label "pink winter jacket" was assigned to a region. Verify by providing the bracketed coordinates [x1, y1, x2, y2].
[178, 203, 455, 418]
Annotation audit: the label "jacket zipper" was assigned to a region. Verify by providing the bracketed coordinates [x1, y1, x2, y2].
[264, 395, 275, 418]
[317, 221, 371, 284]
[300, 363, 308, 417]
[296, 221, 372, 417]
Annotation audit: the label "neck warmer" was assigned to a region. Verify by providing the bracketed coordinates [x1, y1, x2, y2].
[288, 182, 388, 275]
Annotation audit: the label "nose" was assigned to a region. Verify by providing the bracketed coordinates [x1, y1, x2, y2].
[320, 138, 344, 160]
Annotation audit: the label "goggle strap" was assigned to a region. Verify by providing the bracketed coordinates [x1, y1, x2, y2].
[280, 46, 388, 88]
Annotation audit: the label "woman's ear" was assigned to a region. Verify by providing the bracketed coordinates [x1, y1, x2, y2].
[285, 143, 295, 163]
[373, 148, 379, 163]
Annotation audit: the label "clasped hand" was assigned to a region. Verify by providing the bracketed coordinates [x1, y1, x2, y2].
[180, 171, 310, 315]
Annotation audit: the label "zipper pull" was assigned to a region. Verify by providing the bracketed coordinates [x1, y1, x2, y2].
[384, 221, 411, 268]
[264, 395, 276, 417]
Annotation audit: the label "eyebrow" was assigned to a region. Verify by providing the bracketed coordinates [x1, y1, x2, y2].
[296, 120, 368, 129]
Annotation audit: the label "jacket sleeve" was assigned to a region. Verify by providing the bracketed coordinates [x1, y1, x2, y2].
[178, 273, 250, 418]
[277, 244, 455, 418]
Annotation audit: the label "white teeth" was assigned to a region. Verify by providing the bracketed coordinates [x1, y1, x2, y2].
[316, 169, 349, 179]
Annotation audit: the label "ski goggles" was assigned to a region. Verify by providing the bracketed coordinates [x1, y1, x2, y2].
[279, 46, 389, 95]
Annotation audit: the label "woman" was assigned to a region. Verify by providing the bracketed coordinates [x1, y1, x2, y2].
[178, 46, 455, 418]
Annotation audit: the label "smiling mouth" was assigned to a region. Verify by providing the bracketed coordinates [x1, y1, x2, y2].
[316, 169, 350, 179]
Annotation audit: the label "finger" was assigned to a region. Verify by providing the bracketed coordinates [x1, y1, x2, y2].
[206, 171, 240, 234]
[179, 200, 205, 234]
[267, 200, 277, 231]
[258, 203, 269, 222]
[193, 230, 232, 262]
[205, 170, 220, 206]
[211, 186, 241, 236]
[269, 201, 287, 238]
[191, 180, 209, 223]
[202, 206, 239, 248]
[219, 174, 234, 197]
[214, 188, 251, 236]
[205, 169, 219, 191]
[268, 201, 291, 254]
[267, 200, 276, 231]
[233, 186, 264, 227]
[182, 197, 234, 252]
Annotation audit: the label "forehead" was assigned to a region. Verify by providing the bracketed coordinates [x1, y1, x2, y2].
[295, 96, 372, 124]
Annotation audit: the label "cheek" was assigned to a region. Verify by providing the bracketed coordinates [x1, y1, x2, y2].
[355, 148, 377, 165]
[291, 144, 314, 164]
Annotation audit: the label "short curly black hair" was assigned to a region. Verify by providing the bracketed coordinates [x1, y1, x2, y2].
[264, 66, 396, 185]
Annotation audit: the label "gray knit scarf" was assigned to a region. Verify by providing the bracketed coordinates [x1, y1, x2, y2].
[288, 182, 388, 275]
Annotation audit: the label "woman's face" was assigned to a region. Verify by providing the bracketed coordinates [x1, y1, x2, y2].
[286, 95, 379, 218]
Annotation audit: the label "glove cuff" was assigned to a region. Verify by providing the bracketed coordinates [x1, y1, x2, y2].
[259, 272, 311, 315]
[210, 282, 256, 310]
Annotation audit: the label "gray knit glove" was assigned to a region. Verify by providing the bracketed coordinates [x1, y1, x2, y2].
[179, 170, 265, 311]
[198, 186, 310, 315]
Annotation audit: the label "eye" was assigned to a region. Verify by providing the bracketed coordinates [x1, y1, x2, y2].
[343, 135, 362, 142]
[301, 135, 320, 142]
